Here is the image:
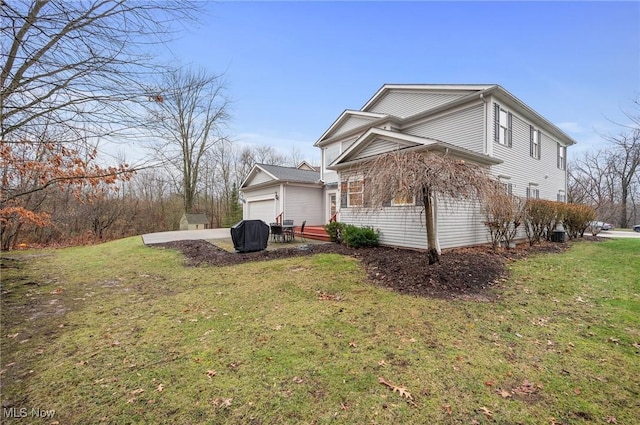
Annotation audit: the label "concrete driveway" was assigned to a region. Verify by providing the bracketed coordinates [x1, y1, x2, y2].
[141, 228, 231, 245]
[597, 229, 640, 239]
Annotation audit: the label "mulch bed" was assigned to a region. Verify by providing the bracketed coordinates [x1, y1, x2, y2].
[151, 237, 604, 300]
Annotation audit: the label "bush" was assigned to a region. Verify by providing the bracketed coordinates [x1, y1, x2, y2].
[563, 203, 596, 239]
[342, 224, 380, 248]
[482, 192, 524, 250]
[523, 199, 559, 246]
[324, 221, 346, 244]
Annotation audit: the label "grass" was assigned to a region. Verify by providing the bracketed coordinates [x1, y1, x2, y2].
[1, 237, 638, 424]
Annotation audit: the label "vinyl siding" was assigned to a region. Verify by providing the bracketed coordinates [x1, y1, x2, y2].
[331, 115, 379, 138]
[243, 186, 278, 198]
[353, 139, 420, 161]
[250, 169, 274, 185]
[322, 138, 358, 184]
[404, 103, 485, 153]
[340, 197, 489, 250]
[368, 90, 470, 118]
[491, 102, 567, 200]
[284, 186, 324, 226]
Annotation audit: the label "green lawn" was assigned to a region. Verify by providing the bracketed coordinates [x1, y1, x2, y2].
[1, 237, 638, 424]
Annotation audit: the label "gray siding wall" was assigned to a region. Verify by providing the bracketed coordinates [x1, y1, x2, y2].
[251, 169, 274, 185]
[403, 103, 485, 153]
[332, 115, 378, 138]
[490, 100, 567, 201]
[368, 91, 470, 118]
[339, 197, 489, 250]
[353, 139, 418, 160]
[284, 186, 324, 226]
[322, 137, 358, 184]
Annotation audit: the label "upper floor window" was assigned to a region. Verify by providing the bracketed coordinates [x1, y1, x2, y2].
[557, 144, 566, 170]
[494, 103, 512, 147]
[530, 126, 541, 159]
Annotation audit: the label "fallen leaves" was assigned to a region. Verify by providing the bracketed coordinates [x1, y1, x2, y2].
[378, 376, 418, 407]
[511, 379, 542, 397]
[206, 369, 217, 378]
[317, 291, 341, 301]
[211, 398, 232, 409]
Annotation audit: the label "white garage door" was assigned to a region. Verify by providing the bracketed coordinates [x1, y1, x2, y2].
[247, 199, 276, 224]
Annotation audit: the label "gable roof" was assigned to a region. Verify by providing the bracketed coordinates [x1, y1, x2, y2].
[316, 83, 577, 148]
[314, 110, 388, 147]
[241, 163, 321, 189]
[183, 213, 208, 224]
[328, 128, 502, 170]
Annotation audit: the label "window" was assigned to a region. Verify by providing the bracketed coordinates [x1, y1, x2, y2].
[347, 179, 363, 207]
[494, 103, 512, 147]
[392, 189, 415, 206]
[530, 126, 541, 159]
[526, 186, 540, 199]
[557, 144, 566, 170]
[557, 191, 566, 202]
[501, 182, 513, 195]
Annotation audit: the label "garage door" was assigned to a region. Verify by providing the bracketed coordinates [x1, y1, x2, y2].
[247, 199, 276, 224]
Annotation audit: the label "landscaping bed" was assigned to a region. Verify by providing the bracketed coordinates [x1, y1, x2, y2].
[152, 238, 586, 300]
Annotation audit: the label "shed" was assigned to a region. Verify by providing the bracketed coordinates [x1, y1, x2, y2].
[180, 213, 209, 230]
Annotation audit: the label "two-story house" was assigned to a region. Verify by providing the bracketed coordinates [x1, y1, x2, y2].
[241, 84, 576, 249]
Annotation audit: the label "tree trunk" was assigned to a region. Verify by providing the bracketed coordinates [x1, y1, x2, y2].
[423, 187, 440, 264]
[621, 185, 628, 228]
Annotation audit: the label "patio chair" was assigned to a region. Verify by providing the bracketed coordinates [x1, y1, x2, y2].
[282, 219, 294, 242]
[270, 223, 283, 243]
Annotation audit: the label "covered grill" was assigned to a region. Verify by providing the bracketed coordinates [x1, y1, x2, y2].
[230, 220, 270, 253]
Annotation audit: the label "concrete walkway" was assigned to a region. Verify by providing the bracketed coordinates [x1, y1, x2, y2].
[141, 228, 231, 245]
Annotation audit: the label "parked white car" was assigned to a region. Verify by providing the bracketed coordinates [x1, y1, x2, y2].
[589, 221, 614, 231]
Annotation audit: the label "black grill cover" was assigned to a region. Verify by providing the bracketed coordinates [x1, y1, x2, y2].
[230, 220, 270, 253]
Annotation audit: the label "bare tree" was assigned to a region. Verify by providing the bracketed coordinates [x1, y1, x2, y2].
[146, 67, 230, 213]
[1, 0, 199, 145]
[358, 150, 496, 264]
[568, 107, 640, 227]
[605, 129, 640, 227]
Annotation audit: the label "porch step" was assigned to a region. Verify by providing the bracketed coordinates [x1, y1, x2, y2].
[296, 225, 331, 242]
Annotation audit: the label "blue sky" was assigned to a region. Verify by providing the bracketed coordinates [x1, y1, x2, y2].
[165, 1, 640, 164]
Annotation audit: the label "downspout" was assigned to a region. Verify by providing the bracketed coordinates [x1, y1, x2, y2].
[480, 92, 491, 156]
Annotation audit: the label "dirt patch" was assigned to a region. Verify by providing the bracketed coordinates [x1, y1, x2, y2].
[151, 237, 603, 300]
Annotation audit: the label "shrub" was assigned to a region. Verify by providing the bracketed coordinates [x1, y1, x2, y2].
[482, 192, 525, 250]
[523, 199, 559, 246]
[324, 221, 346, 244]
[563, 203, 596, 239]
[342, 224, 380, 248]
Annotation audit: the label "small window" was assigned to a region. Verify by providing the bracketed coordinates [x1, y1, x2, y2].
[494, 103, 512, 147]
[501, 182, 513, 195]
[526, 186, 540, 199]
[557, 191, 566, 202]
[557, 144, 566, 170]
[530, 126, 541, 159]
[392, 189, 415, 206]
[347, 179, 363, 207]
